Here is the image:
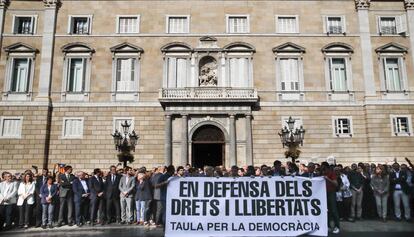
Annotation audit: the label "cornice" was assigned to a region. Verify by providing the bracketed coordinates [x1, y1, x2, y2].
[355, 0, 370, 10]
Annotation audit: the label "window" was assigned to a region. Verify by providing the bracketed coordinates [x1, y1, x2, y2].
[10, 58, 31, 93]
[166, 57, 189, 87]
[276, 16, 298, 33]
[116, 58, 136, 92]
[378, 16, 407, 35]
[325, 16, 345, 34]
[117, 16, 140, 33]
[328, 58, 348, 91]
[69, 16, 92, 34]
[391, 115, 412, 136]
[113, 117, 134, 133]
[376, 43, 408, 96]
[110, 42, 143, 101]
[62, 118, 83, 139]
[383, 58, 403, 91]
[227, 15, 249, 33]
[3, 43, 37, 101]
[66, 58, 86, 92]
[61, 43, 94, 102]
[332, 117, 353, 137]
[0, 117, 22, 138]
[13, 16, 36, 34]
[322, 43, 354, 97]
[273, 42, 305, 101]
[167, 16, 189, 33]
[224, 42, 255, 87]
[280, 58, 299, 91]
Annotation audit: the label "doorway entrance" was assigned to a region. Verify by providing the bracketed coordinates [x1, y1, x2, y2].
[191, 125, 225, 168]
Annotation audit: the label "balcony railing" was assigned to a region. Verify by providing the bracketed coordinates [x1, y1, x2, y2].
[159, 87, 258, 103]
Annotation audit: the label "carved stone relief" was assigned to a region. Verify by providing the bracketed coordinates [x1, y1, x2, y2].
[198, 56, 218, 86]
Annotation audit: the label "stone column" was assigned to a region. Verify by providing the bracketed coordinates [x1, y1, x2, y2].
[165, 115, 172, 165]
[181, 114, 188, 166]
[405, 0, 414, 72]
[0, 0, 9, 58]
[229, 114, 237, 166]
[355, 0, 376, 97]
[245, 114, 253, 166]
[36, 0, 60, 101]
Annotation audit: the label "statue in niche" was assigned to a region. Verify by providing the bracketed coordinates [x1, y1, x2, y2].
[199, 56, 217, 86]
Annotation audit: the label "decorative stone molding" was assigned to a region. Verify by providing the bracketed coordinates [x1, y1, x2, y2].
[405, 0, 414, 10]
[43, 0, 61, 8]
[355, 0, 370, 10]
[0, 0, 10, 8]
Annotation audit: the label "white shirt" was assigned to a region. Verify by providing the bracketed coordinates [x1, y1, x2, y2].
[395, 172, 402, 190]
[80, 179, 88, 192]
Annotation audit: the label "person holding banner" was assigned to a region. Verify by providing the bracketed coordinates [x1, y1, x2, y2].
[321, 162, 340, 234]
[155, 165, 175, 228]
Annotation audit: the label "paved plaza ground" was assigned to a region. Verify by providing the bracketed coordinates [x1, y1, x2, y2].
[1, 220, 413, 237]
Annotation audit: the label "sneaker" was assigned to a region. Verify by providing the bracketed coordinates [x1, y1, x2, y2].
[332, 227, 340, 234]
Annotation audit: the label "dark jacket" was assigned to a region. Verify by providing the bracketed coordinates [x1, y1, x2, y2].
[301, 172, 319, 178]
[59, 173, 76, 198]
[135, 179, 153, 201]
[105, 173, 121, 199]
[389, 171, 410, 194]
[35, 175, 47, 196]
[151, 173, 163, 200]
[40, 183, 58, 204]
[349, 171, 365, 190]
[89, 176, 104, 200]
[72, 178, 90, 203]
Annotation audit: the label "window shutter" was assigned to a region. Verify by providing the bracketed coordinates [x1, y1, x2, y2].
[334, 119, 338, 135]
[392, 117, 397, 134]
[341, 16, 346, 33]
[396, 15, 407, 34]
[328, 58, 333, 90]
[377, 16, 382, 34]
[323, 16, 328, 33]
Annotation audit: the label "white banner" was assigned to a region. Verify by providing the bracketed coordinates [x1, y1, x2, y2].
[165, 176, 327, 237]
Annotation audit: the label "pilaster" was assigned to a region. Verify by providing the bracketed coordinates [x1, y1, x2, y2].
[36, 0, 60, 101]
[355, 0, 376, 97]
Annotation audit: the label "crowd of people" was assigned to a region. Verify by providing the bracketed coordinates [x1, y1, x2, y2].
[0, 158, 413, 234]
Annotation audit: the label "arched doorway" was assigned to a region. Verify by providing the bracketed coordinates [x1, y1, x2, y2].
[191, 125, 224, 168]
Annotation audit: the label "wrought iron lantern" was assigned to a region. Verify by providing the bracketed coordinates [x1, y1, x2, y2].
[278, 116, 305, 162]
[112, 120, 139, 167]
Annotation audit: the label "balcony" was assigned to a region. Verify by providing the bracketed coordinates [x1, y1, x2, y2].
[159, 87, 259, 104]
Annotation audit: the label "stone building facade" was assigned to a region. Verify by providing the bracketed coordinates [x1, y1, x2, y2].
[0, 0, 414, 172]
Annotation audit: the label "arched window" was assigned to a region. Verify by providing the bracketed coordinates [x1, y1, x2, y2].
[375, 42, 408, 98]
[61, 42, 95, 102]
[3, 43, 38, 101]
[273, 42, 305, 101]
[322, 42, 354, 100]
[110, 42, 143, 101]
[223, 42, 255, 87]
[161, 42, 192, 88]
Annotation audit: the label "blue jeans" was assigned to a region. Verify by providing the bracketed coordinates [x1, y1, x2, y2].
[135, 200, 147, 222]
[42, 203, 54, 225]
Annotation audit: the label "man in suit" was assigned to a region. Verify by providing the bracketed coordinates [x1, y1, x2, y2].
[72, 171, 90, 227]
[119, 166, 135, 224]
[0, 172, 18, 230]
[105, 165, 121, 224]
[390, 162, 411, 221]
[57, 166, 75, 226]
[34, 168, 48, 227]
[301, 162, 319, 178]
[89, 168, 105, 225]
[150, 166, 164, 226]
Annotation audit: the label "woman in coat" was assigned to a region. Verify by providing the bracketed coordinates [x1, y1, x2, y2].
[135, 172, 153, 225]
[40, 176, 58, 228]
[371, 165, 390, 222]
[17, 173, 35, 228]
